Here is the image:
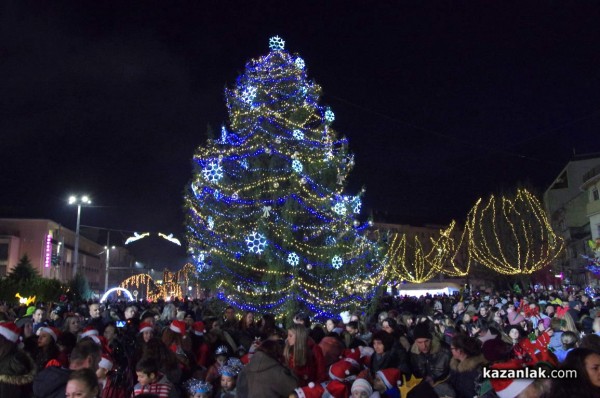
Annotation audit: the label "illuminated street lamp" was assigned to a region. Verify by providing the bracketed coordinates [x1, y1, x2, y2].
[102, 245, 116, 293]
[68, 195, 91, 277]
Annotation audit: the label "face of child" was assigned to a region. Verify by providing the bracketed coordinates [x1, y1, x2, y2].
[216, 355, 228, 366]
[585, 353, 600, 388]
[373, 339, 385, 355]
[96, 367, 108, 380]
[193, 393, 209, 398]
[352, 390, 370, 398]
[66, 379, 97, 398]
[509, 328, 520, 340]
[221, 375, 235, 391]
[136, 371, 155, 386]
[37, 332, 52, 348]
[142, 330, 153, 343]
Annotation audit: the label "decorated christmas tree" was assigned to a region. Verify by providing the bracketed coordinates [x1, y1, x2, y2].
[184, 36, 385, 319]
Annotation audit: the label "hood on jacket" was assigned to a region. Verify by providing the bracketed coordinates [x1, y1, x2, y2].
[32, 366, 71, 398]
[449, 354, 487, 372]
[242, 350, 283, 374]
[0, 349, 36, 386]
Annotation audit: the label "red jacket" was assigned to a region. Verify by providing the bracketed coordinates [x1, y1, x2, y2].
[287, 338, 327, 386]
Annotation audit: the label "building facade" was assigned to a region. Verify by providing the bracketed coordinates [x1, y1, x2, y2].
[544, 154, 600, 285]
[0, 218, 105, 290]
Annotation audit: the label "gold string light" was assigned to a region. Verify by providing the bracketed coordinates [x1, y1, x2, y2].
[466, 189, 564, 275]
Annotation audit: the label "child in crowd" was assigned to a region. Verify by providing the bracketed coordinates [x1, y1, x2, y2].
[133, 358, 178, 398]
[217, 361, 242, 398]
[185, 378, 213, 398]
[206, 345, 231, 386]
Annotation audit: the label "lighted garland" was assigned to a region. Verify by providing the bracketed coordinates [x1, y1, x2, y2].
[385, 225, 454, 283]
[466, 189, 564, 275]
[440, 221, 473, 277]
[583, 239, 600, 274]
[183, 36, 382, 319]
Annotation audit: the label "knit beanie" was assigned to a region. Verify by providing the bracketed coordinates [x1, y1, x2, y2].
[351, 378, 373, 396]
[412, 323, 432, 340]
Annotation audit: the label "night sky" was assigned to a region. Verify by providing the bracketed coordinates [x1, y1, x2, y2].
[2, 1, 600, 267]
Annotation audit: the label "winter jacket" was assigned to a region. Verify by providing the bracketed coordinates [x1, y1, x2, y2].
[132, 373, 177, 398]
[236, 350, 298, 398]
[448, 354, 487, 398]
[32, 365, 71, 398]
[0, 347, 36, 398]
[287, 338, 327, 386]
[409, 338, 451, 383]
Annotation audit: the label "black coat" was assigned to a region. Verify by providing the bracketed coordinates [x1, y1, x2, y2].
[32, 365, 71, 398]
[448, 354, 487, 398]
[409, 338, 451, 383]
[236, 351, 298, 398]
[0, 347, 36, 398]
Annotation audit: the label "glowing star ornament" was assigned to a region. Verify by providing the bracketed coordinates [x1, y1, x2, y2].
[269, 35, 285, 51]
[292, 159, 303, 173]
[240, 86, 257, 105]
[293, 130, 304, 140]
[325, 109, 335, 123]
[245, 231, 267, 254]
[287, 252, 300, 266]
[332, 202, 347, 216]
[295, 57, 305, 70]
[332, 255, 343, 269]
[202, 161, 224, 183]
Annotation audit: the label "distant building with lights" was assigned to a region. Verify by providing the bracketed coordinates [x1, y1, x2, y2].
[0, 218, 133, 292]
[544, 154, 600, 285]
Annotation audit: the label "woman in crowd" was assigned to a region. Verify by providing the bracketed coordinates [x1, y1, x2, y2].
[0, 322, 37, 397]
[34, 326, 61, 371]
[448, 334, 487, 398]
[63, 315, 83, 336]
[548, 348, 600, 398]
[283, 324, 326, 386]
[238, 311, 260, 352]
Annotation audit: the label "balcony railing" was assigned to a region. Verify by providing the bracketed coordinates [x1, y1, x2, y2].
[582, 165, 600, 184]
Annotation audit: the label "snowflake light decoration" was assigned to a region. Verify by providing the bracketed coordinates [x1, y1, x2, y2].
[202, 161, 224, 183]
[352, 197, 362, 214]
[195, 251, 208, 272]
[240, 86, 257, 105]
[293, 129, 304, 140]
[240, 159, 249, 170]
[332, 255, 343, 269]
[325, 236, 337, 246]
[246, 231, 267, 254]
[325, 109, 335, 123]
[332, 202, 347, 216]
[269, 36, 285, 51]
[207, 216, 214, 230]
[213, 189, 222, 200]
[299, 86, 308, 97]
[295, 57, 305, 70]
[287, 252, 300, 266]
[292, 159, 303, 173]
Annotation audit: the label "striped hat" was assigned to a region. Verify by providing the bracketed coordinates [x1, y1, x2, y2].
[0, 322, 21, 343]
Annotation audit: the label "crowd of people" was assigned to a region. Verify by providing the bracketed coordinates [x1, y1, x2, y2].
[1, 286, 600, 398]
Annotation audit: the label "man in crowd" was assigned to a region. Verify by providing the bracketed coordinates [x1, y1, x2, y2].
[410, 323, 452, 397]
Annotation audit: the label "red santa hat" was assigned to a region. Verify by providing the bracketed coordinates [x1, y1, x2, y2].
[489, 360, 534, 398]
[0, 322, 21, 343]
[192, 321, 206, 336]
[324, 380, 349, 398]
[37, 326, 61, 342]
[169, 319, 186, 334]
[98, 354, 114, 371]
[295, 382, 324, 398]
[80, 326, 99, 339]
[376, 368, 402, 390]
[329, 359, 358, 382]
[139, 322, 153, 334]
[342, 348, 362, 369]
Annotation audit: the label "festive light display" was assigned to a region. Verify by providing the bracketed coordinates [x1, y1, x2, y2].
[440, 221, 473, 277]
[100, 287, 133, 303]
[119, 263, 198, 301]
[583, 239, 600, 275]
[466, 189, 564, 275]
[184, 36, 383, 319]
[125, 232, 150, 245]
[15, 293, 36, 306]
[386, 225, 455, 283]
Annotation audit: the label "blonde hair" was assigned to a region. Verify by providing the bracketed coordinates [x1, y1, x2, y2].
[284, 324, 309, 368]
[561, 312, 578, 334]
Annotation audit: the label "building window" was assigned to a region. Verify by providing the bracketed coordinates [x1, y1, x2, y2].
[593, 188, 599, 201]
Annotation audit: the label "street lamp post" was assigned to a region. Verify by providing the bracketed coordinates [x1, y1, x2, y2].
[103, 245, 115, 293]
[69, 195, 91, 277]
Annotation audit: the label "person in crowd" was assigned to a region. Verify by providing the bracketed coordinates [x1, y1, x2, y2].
[133, 357, 177, 398]
[191, 321, 211, 374]
[554, 331, 579, 363]
[448, 334, 487, 398]
[237, 311, 260, 352]
[141, 337, 183, 387]
[580, 333, 600, 354]
[34, 325, 61, 370]
[0, 322, 36, 397]
[49, 306, 65, 329]
[207, 345, 232, 386]
[64, 315, 83, 336]
[381, 317, 411, 352]
[163, 320, 191, 373]
[33, 338, 102, 398]
[351, 378, 377, 398]
[32, 307, 47, 334]
[369, 330, 403, 377]
[237, 339, 297, 398]
[66, 368, 100, 398]
[409, 322, 452, 397]
[373, 368, 401, 398]
[87, 303, 105, 333]
[258, 313, 281, 341]
[216, 363, 241, 398]
[567, 300, 582, 323]
[548, 348, 600, 398]
[184, 378, 213, 398]
[345, 321, 368, 349]
[283, 324, 326, 386]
